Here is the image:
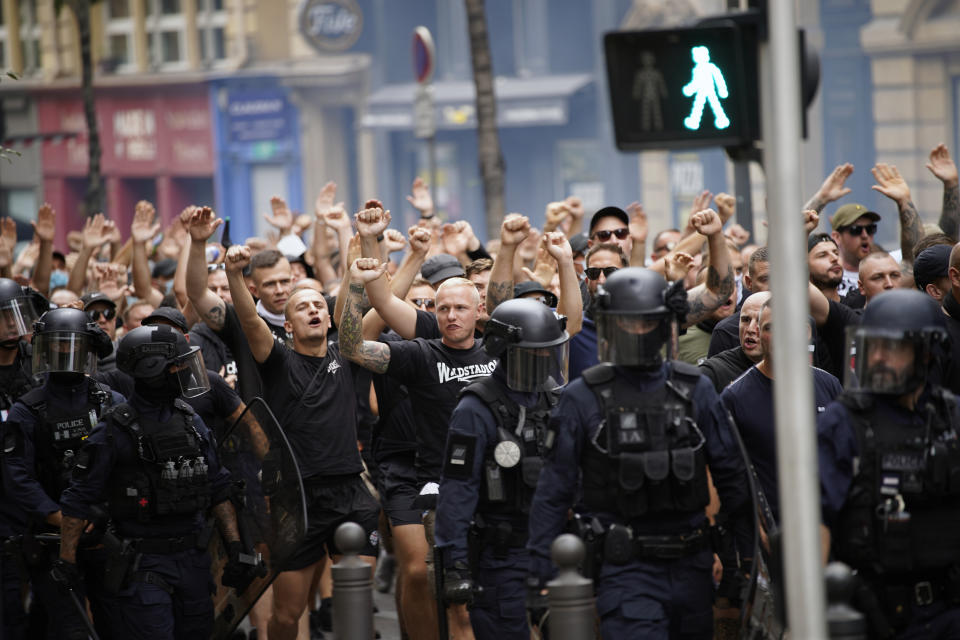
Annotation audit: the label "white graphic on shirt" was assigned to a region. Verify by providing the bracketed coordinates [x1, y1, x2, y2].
[435, 361, 497, 384]
[327, 360, 341, 374]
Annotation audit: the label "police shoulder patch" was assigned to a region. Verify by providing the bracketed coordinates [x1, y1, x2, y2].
[443, 433, 477, 480]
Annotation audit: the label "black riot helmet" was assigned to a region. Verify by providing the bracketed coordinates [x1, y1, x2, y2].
[31, 308, 113, 375]
[483, 298, 569, 391]
[845, 289, 947, 395]
[117, 324, 209, 398]
[0, 277, 44, 345]
[593, 267, 688, 369]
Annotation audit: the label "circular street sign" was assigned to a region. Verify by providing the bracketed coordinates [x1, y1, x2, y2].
[413, 26, 435, 85]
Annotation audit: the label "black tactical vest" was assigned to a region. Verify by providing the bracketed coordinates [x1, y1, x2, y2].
[21, 382, 112, 500]
[459, 377, 554, 517]
[107, 400, 211, 523]
[0, 343, 37, 412]
[835, 389, 960, 577]
[580, 361, 710, 520]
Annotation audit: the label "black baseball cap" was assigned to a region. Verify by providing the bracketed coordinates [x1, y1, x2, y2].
[81, 292, 117, 310]
[513, 280, 558, 308]
[569, 232, 589, 256]
[142, 306, 189, 333]
[421, 254, 465, 286]
[913, 244, 952, 292]
[588, 206, 629, 235]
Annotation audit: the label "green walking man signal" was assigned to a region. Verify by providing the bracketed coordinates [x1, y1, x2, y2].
[682, 46, 730, 131]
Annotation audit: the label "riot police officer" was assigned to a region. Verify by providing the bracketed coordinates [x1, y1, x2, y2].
[526, 267, 752, 639]
[54, 324, 254, 640]
[0, 277, 46, 415]
[819, 289, 960, 638]
[436, 298, 569, 639]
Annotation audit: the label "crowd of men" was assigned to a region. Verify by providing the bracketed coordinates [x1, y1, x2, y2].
[1, 140, 960, 640]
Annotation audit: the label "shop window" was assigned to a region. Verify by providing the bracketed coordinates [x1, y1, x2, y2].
[18, 0, 41, 76]
[197, 0, 228, 66]
[103, 0, 134, 73]
[146, 0, 187, 71]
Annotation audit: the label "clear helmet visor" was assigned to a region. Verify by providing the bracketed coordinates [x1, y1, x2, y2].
[172, 347, 210, 398]
[32, 332, 98, 375]
[0, 297, 40, 341]
[596, 312, 672, 367]
[843, 326, 924, 395]
[505, 342, 570, 392]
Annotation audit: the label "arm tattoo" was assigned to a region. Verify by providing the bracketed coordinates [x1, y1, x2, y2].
[60, 515, 85, 562]
[205, 300, 226, 331]
[939, 184, 960, 241]
[687, 265, 735, 326]
[339, 285, 391, 373]
[899, 200, 922, 263]
[486, 280, 513, 314]
[213, 500, 240, 544]
[804, 195, 827, 215]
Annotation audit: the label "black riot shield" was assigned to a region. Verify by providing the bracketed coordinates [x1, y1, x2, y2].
[210, 397, 308, 640]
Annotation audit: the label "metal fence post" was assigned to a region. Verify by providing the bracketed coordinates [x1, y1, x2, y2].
[332, 522, 373, 640]
[547, 533, 595, 640]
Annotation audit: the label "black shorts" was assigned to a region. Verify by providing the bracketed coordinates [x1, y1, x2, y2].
[278, 475, 381, 572]
[376, 453, 422, 527]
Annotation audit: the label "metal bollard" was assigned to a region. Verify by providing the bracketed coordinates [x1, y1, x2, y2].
[826, 562, 866, 640]
[332, 522, 374, 640]
[547, 533, 595, 640]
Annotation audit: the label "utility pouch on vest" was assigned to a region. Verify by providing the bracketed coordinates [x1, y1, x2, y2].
[484, 461, 505, 503]
[521, 456, 542, 488]
[878, 516, 913, 573]
[619, 453, 645, 491]
[643, 450, 670, 482]
[672, 448, 696, 482]
[603, 524, 633, 565]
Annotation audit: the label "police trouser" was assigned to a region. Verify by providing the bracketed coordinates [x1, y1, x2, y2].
[1, 544, 26, 640]
[25, 543, 112, 640]
[108, 548, 214, 640]
[469, 546, 529, 640]
[595, 549, 714, 640]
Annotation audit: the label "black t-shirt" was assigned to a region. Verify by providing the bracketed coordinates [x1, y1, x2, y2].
[721, 365, 842, 522]
[215, 304, 288, 403]
[259, 340, 362, 478]
[707, 310, 741, 358]
[386, 337, 497, 482]
[371, 331, 417, 461]
[190, 322, 237, 380]
[820, 300, 862, 381]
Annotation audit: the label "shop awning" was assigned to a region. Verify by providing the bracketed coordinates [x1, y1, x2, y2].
[361, 74, 592, 130]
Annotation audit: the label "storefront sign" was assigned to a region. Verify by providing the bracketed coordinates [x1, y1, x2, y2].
[298, 0, 363, 53]
[227, 90, 292, 143]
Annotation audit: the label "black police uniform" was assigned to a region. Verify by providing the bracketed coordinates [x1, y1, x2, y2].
[58, 325, 236, 640]
[4, 376, 124, 639]
[818, 289, 960, 639]
[527, 268, 751, 639]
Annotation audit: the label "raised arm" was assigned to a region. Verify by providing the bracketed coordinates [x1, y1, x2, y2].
[186, 207, 227, 331]
[804, 163, 854, 215]
[487, 214, 530, 314]
[871, 163, 922, 265]
[626, 202, 648, 267]
[30, 203, 56, 298]
[339, 258, 393, 374]
[926, 143, 960, 241]
[223, 244, 275, 363]
[361, 226, 431, 340]
[130, 200, 164, 307]
[172, 206, 196, 311]
[68, 214, 112, 295]
[542, 231, 583, 336]
[685, 209, 735, 328]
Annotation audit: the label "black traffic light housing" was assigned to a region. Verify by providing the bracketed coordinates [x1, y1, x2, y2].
[604, 9, 819, 152]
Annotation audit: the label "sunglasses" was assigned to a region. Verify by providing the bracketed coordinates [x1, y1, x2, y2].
[584, 266, 619, 280]
[654, 241, 677, 253]
[87, 308, 117, 322]
[591, 228, 630, 242]
[411, 298, 435, 310]
[843, 223, 877, 236]
[207, 263, 225, 272]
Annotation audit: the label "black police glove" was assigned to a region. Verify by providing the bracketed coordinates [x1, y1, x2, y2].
[442, 562, 476, 605]
[78, 507, 108, 548]
[51, 558, 83, 593]
[526, 575, 550, 631]
[221, 542, 264, 592]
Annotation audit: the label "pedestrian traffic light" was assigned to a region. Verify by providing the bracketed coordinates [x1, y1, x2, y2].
[604, 22, 760, 151]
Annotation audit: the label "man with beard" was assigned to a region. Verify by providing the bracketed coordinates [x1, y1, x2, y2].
[808, 233, 844, 300]
[829, 203, 881, 299]
[818, 289, 960, 638]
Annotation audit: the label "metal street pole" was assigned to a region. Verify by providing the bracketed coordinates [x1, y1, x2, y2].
[764, 1, 827, 637]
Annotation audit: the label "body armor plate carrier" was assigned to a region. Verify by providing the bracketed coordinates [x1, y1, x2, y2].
[459, 377, 554, 517]
[21, 382, 112, 499]
[106, 400, 211, 523]
[581, 361, 710, 519]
